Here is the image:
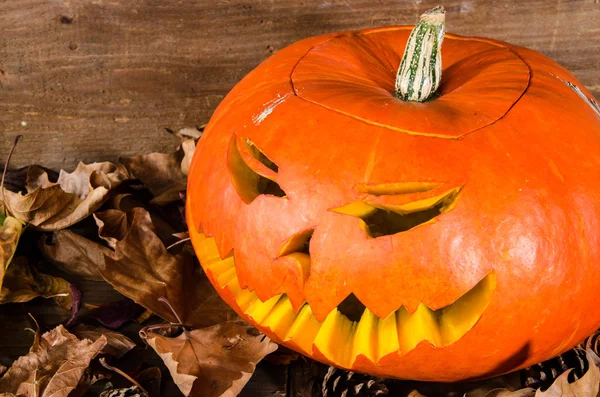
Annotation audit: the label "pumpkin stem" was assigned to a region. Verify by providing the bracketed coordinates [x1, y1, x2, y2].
[395, 6, 445, 102]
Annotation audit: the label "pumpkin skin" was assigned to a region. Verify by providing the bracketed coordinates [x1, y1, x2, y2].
[186, 26, 600, 381]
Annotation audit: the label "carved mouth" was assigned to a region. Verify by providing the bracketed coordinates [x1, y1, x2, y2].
[191, 231, 496, 369]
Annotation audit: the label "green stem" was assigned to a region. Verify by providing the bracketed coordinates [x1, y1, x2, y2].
[395, 6, 446, 102]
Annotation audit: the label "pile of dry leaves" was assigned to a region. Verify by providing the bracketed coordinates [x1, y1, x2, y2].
[0, 129, 599, 397]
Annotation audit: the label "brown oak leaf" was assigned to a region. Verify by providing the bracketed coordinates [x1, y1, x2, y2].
[94, 207, 236, 328]
[1, 165, 58, 194]
[180, 138, 196, 176]
[95, 208, 179, 250]
[140, 321, 277, 397]
[0, 215, 23, 290]
[176, 127, 203, 140]
[535, 350, 600, 397]
[137, 367, 162, 397]
[87, 298, 146, 330]
[72, 324, 135, 358]
[4, 162, 129, 231]
[39, 229, 109, 281]
[94, 209, 129, 249]
[264, 346, 300, 366]
[98, 367, 162, 397]
[109, 193, 144, 212]
[0, 325, 107, 397]
[0, 256, 72, 309]
[120, 138, 195, 205]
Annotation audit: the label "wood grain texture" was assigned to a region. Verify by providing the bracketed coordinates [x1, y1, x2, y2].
[0, 0, 599, 170]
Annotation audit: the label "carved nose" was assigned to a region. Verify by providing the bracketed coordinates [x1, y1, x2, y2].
[331, 182, 463, 238]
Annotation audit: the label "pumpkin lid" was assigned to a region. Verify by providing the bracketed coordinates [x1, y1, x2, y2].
[291, 27, 531, 138]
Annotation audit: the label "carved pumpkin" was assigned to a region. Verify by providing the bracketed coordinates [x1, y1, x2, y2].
[186, 7, 600, 381]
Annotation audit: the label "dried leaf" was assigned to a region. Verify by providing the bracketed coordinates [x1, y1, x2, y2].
[180, 139, 196, 176]
[120, 139, 195, 205]
[149, 185, 187, 206]
[96, 207, 236, 327]
[0, 257, 72, 309]
[39, 229, 108, 281]
[264, 346, 300, 366]
[141, 321, 277, 397]
[176, 127, 203, 140]
[65, 284, 83, 326]
[0, 216, 23, 290]
[0, 325, 107, 397]
[4, 162, 129, 231]
[28, 315, 42, 353]
[94, 209, 129, 250]
[1, 165, 58, 194]
[72, 324, 136, 358]
[535, 350, 600, 397]
[137, 367, 162, 397]
[110, 193, 144, 212]
[466, 385, 535, 397]
[87, 299, 146, 330]
[98, 368, 162, 397]
[135, 309, 154, 325]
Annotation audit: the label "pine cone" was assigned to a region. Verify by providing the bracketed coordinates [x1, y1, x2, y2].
[100, 386, 145, 397]
[322, 367, 388, 397]
[520, 347, 588, 390]
[580, 328, 600, 356]
[520, 328, 600, 390]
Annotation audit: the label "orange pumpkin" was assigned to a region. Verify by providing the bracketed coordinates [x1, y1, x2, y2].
[186, 7, 600, 381]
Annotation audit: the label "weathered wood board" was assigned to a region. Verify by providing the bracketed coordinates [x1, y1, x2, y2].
[1, 0, 599, 170]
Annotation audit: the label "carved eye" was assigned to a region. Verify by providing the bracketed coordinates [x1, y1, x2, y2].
[227, 135, 286, 203]
[331, 182, 462, 238]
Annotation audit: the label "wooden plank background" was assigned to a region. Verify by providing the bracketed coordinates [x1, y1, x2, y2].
[1, 1, 600, 396]
[1, 0, 599, 170]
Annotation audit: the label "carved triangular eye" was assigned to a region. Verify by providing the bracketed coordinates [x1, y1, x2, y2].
[331, 184, 462, 238]
[227, 135, 286, 203]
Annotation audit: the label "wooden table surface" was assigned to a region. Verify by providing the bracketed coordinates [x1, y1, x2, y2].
[1, 0, 599, 170]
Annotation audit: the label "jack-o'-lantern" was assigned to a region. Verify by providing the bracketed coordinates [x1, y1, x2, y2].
[186, 7, 600, 381]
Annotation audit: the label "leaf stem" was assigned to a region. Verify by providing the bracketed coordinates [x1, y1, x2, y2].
[166, 237, 191, 250]
[1, 135, 23, 217]
[158, 296, 184, 324]
[139, 322, 191, 338]
[99, 358, 150, 397]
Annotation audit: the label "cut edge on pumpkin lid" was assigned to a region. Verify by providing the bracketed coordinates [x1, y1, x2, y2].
[290, 24, 531, 138]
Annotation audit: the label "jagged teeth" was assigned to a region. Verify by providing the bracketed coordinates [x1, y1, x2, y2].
[194, 232, 496, 369]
